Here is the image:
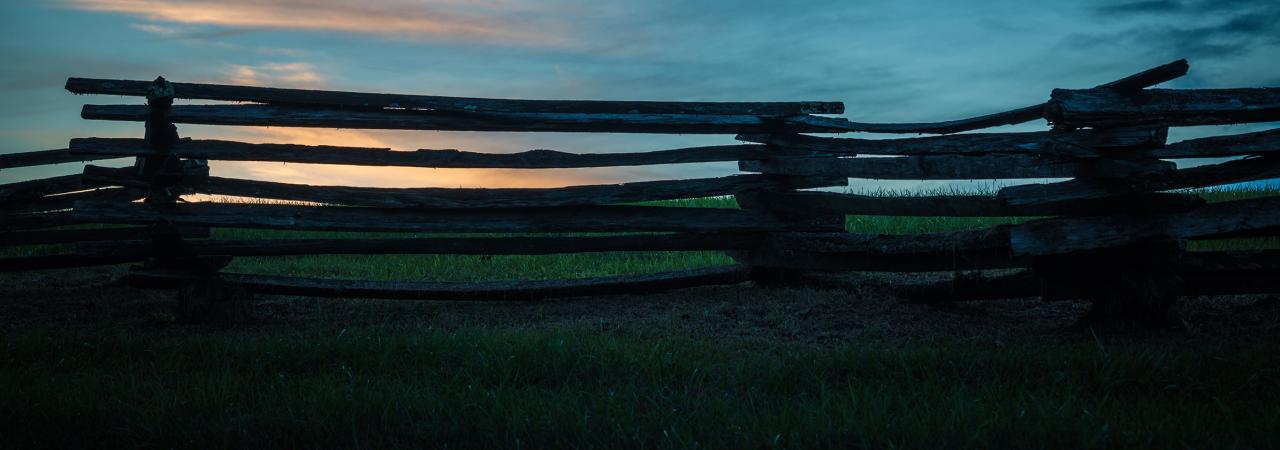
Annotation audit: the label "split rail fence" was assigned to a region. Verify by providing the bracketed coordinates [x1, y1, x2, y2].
[3, 59, 1279, 314]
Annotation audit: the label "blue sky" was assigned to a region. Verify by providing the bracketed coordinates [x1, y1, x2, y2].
[1, 0, 1277, 189]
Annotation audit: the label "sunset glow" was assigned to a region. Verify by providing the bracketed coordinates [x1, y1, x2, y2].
[60, 0, 566, 45]
[3, 1, 1278, 190]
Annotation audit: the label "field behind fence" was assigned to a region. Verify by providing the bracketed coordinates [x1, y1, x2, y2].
[3, 58, 1279, 324]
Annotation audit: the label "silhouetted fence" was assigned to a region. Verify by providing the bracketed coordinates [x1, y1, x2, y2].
[3, 59, 1279, 322]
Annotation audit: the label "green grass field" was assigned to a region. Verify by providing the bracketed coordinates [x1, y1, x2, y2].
[4, 327, 1278, 449]
[3, 187, 1279, 448]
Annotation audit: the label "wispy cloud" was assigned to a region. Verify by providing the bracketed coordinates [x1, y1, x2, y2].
[128, 22, 181, 37]
[62, 0, 567, 46]
[223, 62, 324, 88]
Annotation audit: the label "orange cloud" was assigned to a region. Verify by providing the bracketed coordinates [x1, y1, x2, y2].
[63, 0, 566, 46]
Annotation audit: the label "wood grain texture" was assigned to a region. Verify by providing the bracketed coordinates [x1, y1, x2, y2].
[0, 174, 84, 206]
[80, 104, 848, 134]
[1048, 88, 1280, 128]
[736, 127, 1168, 157]
[8, 187, 146, 214]
[998, 155, 1280, 207]
[1095, 59, 1190, 91]
[739, 154, 1094, 180]
[776, 105, 1048, 134]
[0, 148, 120, 170]
[758, 191, 1203, 217]
[1009, 196, 1280, 255]
[66, 78, 842, 115]
[1148, 128, 1280, 158]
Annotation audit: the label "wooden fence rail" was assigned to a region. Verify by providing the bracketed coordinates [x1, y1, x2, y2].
[65, 77, 844, 115]
[69, 138, 771, 168]
[80, 104, 851, 134]
[81, 165, 845, 209]
[1, 58, 1276, 326]
[0, 148, 120, 170]
[735, 127, 1169, 157]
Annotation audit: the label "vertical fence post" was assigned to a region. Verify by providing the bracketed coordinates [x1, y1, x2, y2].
[139, 76, 180, 204]
[1032, 131, 1187, 329]
[138, 76, 195, 270]
[731, 135, 845, 286]
[136, 77, 239, 320]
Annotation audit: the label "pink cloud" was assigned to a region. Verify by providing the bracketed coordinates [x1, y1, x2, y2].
[63, 0, 567, 46]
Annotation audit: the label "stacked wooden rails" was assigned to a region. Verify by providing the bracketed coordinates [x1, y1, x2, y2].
[731, 60, 1280, 314]
[2, 59, 1278, 318]
[7, 76, 853, 296]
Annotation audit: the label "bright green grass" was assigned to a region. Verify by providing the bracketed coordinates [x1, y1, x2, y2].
[2, 326, 1277, 449]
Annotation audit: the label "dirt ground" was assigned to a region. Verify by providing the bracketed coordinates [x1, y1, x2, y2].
[3, 266, 1279, 346]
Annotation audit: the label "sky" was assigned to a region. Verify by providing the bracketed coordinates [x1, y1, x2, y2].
[1, 0, 1277, 190]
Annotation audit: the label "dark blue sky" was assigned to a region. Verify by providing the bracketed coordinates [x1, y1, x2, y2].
[2, 0, 1277, 189]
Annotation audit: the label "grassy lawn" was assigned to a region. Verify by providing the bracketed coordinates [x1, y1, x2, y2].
[2, 187, 1279, 448]
[4, 326, 1278, 449]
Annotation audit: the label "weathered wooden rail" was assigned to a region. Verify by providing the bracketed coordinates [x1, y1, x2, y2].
[3, 58, 1278, 326]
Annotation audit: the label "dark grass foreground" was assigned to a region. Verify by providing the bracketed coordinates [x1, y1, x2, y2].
[3, 326, 1278, 449]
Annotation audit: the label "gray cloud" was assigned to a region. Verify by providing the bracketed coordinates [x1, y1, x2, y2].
[1066, 1, 1280, 62]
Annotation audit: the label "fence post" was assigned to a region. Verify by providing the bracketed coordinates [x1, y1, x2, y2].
[1030, 130, 1187, 329]
[732, 137, 845, 286]
[137, 77, 197, 268]
[136, 76, 239, 321]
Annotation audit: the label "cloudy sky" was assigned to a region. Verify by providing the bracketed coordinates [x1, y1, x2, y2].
[1, 0, 1277, 190]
